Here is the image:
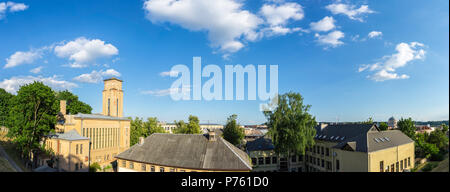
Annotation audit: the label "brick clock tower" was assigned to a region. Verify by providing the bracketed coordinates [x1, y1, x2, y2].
[102, 78, 124, 117]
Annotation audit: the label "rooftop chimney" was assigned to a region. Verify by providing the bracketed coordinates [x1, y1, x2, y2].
[60, 100, 67, 115]
[138, 137, 145, 145]
[208, 131, 216, 142]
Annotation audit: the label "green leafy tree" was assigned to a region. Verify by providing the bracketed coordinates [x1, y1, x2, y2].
[398, 117, 416, 139]
[223, 114, 244, 145]
[89, 162, 101, 172]
[362, 117, 374, 124]
[379, 122, 388, 131]
[56, 90, 92, 114]
[143, 117, 166, 136]
[130, 117, 145, 146]
[427, 127, 449, 151]
[6, 82, 59, 167]
[0, 88, 13, 126]
[263, 92, 317, 168]
[174, 115, 202, 134]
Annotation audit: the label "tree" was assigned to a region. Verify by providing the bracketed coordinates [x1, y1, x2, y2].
[6, 82, 59, 168]
[362, 117, 374, 124]
[398, 117, 416, 139]
[143, 117, 166, 136]
[427, 127, 449, 151]
[130, 117, 145, 146]
[0, 88, 13, 126]
[379, 122, 388, 131]
[223, 114, 244, 145]
[263, 92, 317, 165]
[56, 90, 92, 114]
[174, 115, 202, 134]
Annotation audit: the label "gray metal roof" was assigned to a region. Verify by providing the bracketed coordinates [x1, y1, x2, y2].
[115, 133, 252, 171]
[47, 130, 89, 141]
[246, 135, 274, 151]
[317, 124, 414, 152]
[74, 113, 130, 121]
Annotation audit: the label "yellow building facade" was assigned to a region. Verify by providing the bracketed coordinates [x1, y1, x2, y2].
[42, 78, 130, 171]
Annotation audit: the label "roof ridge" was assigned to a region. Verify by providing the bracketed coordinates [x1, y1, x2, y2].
[219, 137, 252, 170]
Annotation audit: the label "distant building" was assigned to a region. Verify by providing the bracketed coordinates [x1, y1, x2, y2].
[157, 122, 224, 134]
[244, 128, 265, 142]
[246, 135, 303, 172]
[115, 132, 252, 172]
[415, 124, 435, 134]
[388, 117, 398, 129]
[306, 123, 414, 172]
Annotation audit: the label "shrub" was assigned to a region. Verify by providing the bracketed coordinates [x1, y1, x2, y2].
[89, 162, 101, 172]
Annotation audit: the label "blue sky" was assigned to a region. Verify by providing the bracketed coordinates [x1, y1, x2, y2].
[0, 0, 448, 125]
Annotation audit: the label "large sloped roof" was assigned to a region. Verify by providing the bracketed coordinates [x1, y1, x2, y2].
[246, 135, 274, 152]
[115, 133, 252, 171]
[47, 130, 89, 141]
[74, 113, 130, 121]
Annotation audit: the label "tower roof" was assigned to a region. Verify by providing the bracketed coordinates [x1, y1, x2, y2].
[103, 77, 123, 82]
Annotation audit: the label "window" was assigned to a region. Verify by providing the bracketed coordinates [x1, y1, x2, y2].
[80, 164, 83, 169]
[326, 161, 331, 170]
[272, 157, 277, 164]
[129, 162, 134, 169]
[160, 167, 165, 172]
[258, 157, 264, 165]
[291, 155, 297, 163]
[396, 162, 399, 172]
[321, 159, 324, 168]
[117, 98, 119, 116]
[75, 163, 79, 171]
[305, 155, 309, 163]
[151, 166, 155, 172]
[380, 161, 384, 172]
[336, 160, 340, 171]
[299, 155, 303, 162]
[80, 144, 83, 154]
[404, 158, 407, 168]
[391, 164, 394, 172]
[309, 156, 312, 163]
[326, 148, 329, 156]
[108, 98, 110, 116]
[321, 147, 324, 155]
[408, 157, 411, 167]
[121, 160, 126, 167]
[313, 146, 316, 153]
[400, 160, 403, 170]
[265, 157, 271, 164]
[141, 164, 146, 171]
[251, 158, 257, 165]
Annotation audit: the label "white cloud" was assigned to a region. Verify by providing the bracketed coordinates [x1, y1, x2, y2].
[54, 37, 119, 68]
[73, 69, 121, 83]
[325, 3, 374, 22]
[160, 70, 179, 77]
[359, 42, 426, 81]
[260, 2, 304, 35]
[4, 50, 43, 68]
[310, 16, 336, 32]
[143, 0, 263, 54]
[368, 31, 382, 39]
[30, 66, 43, 74]
[314, 30, 345, 48]
[0, 75, 77, 94]
[141, 86, 191, 97]
[0, 1, 28, 19]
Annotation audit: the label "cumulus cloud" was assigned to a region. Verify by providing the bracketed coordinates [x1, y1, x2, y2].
[54, 37, 119, 68]
[368, 31, 382, 39]
[0, 75, 77, 94]
[143, 0, 263, 54]
[359, 42, 426, 82]
[30, 66, 43, 74]
[325, 3, 374, 22]
[260, 2, 304, 35]
[314, 30, 345, 48]
[0, 1, 28, 19]
[73, 69, 121, 83]
[310, 16, 336, 32]
[4, 49, 43, 68]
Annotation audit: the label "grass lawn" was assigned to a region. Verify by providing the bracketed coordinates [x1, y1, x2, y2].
[431, 153, 449, 172]
[0, 156, 16, 172]
[0, 132, 30, 172]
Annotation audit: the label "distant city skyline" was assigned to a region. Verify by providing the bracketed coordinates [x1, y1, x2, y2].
[0, 0, 448, 124]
